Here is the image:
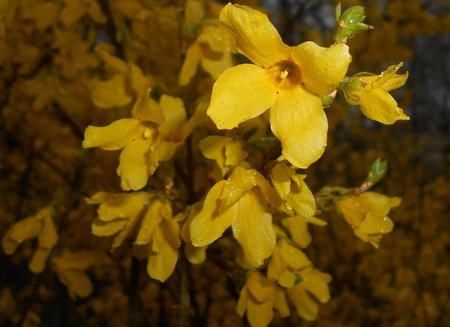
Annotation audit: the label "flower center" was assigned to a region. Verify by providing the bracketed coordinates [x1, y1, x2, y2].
[267, 60, 302, 90]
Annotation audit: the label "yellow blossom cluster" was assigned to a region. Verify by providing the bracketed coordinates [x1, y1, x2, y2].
[0, 1, 428, 326]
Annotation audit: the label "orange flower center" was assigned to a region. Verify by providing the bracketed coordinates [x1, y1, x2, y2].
[267, 60, 302, 90]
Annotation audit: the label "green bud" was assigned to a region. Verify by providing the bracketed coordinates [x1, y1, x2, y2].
[334, 4, 373, 43]
[368, 158, 388, 184]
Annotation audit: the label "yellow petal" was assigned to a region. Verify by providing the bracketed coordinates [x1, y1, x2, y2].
[180, 98, 208, 139]
[129, 63, 150, 97]
[200, 135, 232, 175]
[184, 243, 207, 264]
[267, 247, 287, 281]
[86, 192, 148, 222]
[82, 119, 141, 150]
[53, 250, 110, 271]
[147, 225, 179, 282]
[355, 88, 410, 124]
[359, 72, 408, 92]
[285, 176, 316, 217]
[178, 42, 202, 86]
[112, 211, 142, 248]
[283, 216, 326, 248]
[219, 3, 290, 67]
[292, 42, 351, 96]
[218, 166, 258, 213]
[232, 189, 276, 267]
[247, 300, 273, 327]
[38, 215, 58, 249]
[270, 87, 327, 169]
[92, 75, 132, 108]
[370, 63, 408, 91]
[278, 240, 311, 270]
[287, 284, 318, 321]
[132, 92, 165, 124]
[300, 269, 331, 303]
[273, 287, 290, 317]
[207, 64, 277, 129]
[198, 24, 235, 53]
[236, 287, 249, 317]
[201, 48, 234, 80]
[159, 95, 186, 137]
[184, 0, 204, 26]
[270, 163, 293, 198]
[2, 216, 41, 255]
[57, 269, 93, 299]
[148, 141, 180, 174]
[135, 200, 168, 245]
[190, 181, 236, 247]
[246, 271, 274, 302]
[117, 138, 152, 191]
[91, 218, 128, 236]
[278, 271, 296, 288]
[29, 248, 51, 273]
[95, 47, 128, 75]
[359, 213, 394, 235]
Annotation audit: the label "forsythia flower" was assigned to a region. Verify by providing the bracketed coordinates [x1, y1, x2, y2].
[179, 21, 235, 85]
[286, 268, 332, 321]
[207, 4, 351, 168]
[237, 271, 289, 327]
[83, 94, 204, 191]
[337, 191, 401, 247]
[199, 135, 247, 176]
[53, 250, 111, 299]
[87, 192, 180, 282]
[87, 192, 152, 247]
[267, 239, 311, 288]
[2, 208, 58, 273]
[190, 165, 282, 267]
[343, 62, 410, 124]
[270, 162, 316, 216]
[92, 47, 152, 109]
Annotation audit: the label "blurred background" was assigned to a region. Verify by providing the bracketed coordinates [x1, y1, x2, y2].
[1, 0, 449, 326]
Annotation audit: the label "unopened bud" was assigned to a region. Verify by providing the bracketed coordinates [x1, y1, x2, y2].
[334, 4, 373, 43]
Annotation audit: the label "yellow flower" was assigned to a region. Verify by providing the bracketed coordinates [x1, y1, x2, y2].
[286, 268, 332, 321]
[336, 191, 401, 248]
[344, 63, 410, 124]
[270, 162, 316, 216]
[53, 250, 111, 299]
[237, 271, 290, 327]
[199, 135, 247, 176]
[207, 4, 351, 168]
[92, 47, 152, 109]
[87, 192, 180, 282]
[190, 165, 282, 267]
[83, 94, 205, 191]
[179, 23, 235, 85]
[2, 208, 58, 273]
[86, 192, 152, 247]
[267, 239, 311, 288]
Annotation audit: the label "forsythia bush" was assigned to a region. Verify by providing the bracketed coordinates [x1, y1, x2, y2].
[6, 0, 445, 326]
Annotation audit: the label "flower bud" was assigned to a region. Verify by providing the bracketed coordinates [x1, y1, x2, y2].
[334, 4, 373, 43]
